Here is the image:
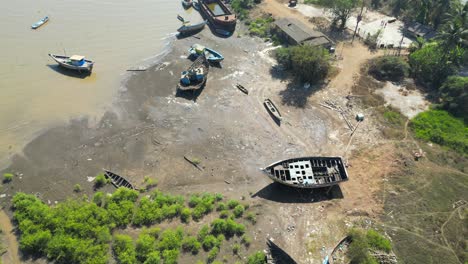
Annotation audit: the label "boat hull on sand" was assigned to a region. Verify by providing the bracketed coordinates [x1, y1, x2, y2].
[177, 21, 207, 34]
[264, 99, 282, 121]
[104, 170, 135, 190]
[48, 54, 94, 72]
[177, 54, 209, 91]
[262, 157, 349, 189]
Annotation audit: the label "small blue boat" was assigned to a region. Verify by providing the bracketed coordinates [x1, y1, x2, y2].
[189, 44, 224, 63]
[31, 16, 49, 29]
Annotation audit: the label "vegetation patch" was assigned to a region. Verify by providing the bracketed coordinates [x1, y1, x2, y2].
[275, 45, 330, 84]
[3, 173, 13, 183]
[368, 56, 409, 82]
[246, 16, 274, 38]
[411, 110, 467, 153]
[347, 228, 392, 264]
[12, 188, 260, 264]
[231, 0, 261, 20]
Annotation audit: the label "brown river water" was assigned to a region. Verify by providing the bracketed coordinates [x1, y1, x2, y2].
[0, 0, 202, 166]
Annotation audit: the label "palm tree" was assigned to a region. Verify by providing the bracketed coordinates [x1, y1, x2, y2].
[436, 2, 468, 50]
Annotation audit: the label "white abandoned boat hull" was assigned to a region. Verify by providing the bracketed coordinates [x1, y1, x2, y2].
[262, 156, 349, 189]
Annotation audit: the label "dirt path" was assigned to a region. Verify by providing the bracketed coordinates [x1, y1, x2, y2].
[0, 210, 20, 264]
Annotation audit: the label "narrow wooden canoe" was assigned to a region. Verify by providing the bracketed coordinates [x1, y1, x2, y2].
[264, 99, 282, 121]
[32, 16, 49, 29]
[48, 54, 94, 72]
[262, 157, 349, 189]
[104, 170, 135, 190]
[236, 84, 248, 94]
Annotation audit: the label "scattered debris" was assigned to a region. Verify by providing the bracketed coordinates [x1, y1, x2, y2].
[183, 156, 203, 171]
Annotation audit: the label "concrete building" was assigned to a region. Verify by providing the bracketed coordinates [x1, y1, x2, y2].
[273, 18, 334, 49]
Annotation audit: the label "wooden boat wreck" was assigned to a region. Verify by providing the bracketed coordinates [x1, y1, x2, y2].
[104, 170, 135, 190]
[32, 16, 49, 29]
[199, 0, 236, 30]
[177, 54, 209, 91]
[262, 157, 349, 189]
[264, 99, 282, 121]
[48, 54, 94, 72]
[236, 84, 248, 94]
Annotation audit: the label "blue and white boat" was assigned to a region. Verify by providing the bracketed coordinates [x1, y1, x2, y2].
[188, 44, 224, 63]
[31, 16, 49, 29]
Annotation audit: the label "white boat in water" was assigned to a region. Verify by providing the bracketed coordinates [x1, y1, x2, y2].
[48, 54, 94, 72]
[262, 157, 349, 189]
[32, 16, 49, 29]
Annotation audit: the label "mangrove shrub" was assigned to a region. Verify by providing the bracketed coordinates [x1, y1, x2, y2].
[276, 45, 330, 84]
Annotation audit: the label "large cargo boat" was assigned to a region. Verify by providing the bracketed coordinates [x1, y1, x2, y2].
[198, 0, 236, 30]
[262, 157, 349, 189]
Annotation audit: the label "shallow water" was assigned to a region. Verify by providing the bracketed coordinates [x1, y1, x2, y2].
[0, 0, 202, 166]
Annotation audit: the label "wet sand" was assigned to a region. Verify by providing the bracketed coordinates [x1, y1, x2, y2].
[0, 25, 359, 263]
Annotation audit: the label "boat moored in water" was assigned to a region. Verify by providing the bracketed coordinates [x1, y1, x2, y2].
[48, 54, 94, 72]
[262, 157, 349, 189]
[31, 16, 49, 29]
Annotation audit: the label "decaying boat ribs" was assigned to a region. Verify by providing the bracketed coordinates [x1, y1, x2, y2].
[262, 157, 349, 189]
[104, 170, 135, 190]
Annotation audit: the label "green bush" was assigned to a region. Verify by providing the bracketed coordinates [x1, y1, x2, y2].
[162, 249, 179, 264]
[136, 233, 156, 262]
[182, 236, 201, 254]
[157, 228, 184, 251]
[369, 56, 409, 82]
[247, 251, 267, 264]
[233, 205, 245, 218]
[241, 234, 251, 247]
[113, 234, 137, 264]
[411, 110, 467, 153]
[143, 251, 161, 264]
[73, 184, 82, 193]
[248, 16, 274, 38]
[13, 192, 112, 263]
[189, 193, 216, 221]
[439, 76, 468, 118]
[275, 45, 330, 84]
[232, 243, 241, 254]
[219, 210, 230, 219]
[216, 202, 227, 211]
[366, 229, 392, 253]
[409, 43, 459, 88]
[202, 235, 220, 251]
[198, 225, 210, 241]
[227, 200, 240, 209]
[94, 173, 108, 188]
[246, 212, 257, 224]
[348, 229, 388, 264]
[207, 247, 220, 263]
[180, 207, 191, 223]
[3, 173, 13, 183]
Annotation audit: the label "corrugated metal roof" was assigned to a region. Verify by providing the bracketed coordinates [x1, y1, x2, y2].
[274, 18, 332, 46]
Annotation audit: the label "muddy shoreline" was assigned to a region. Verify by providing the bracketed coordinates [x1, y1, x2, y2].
[0, 23, 365, 263]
